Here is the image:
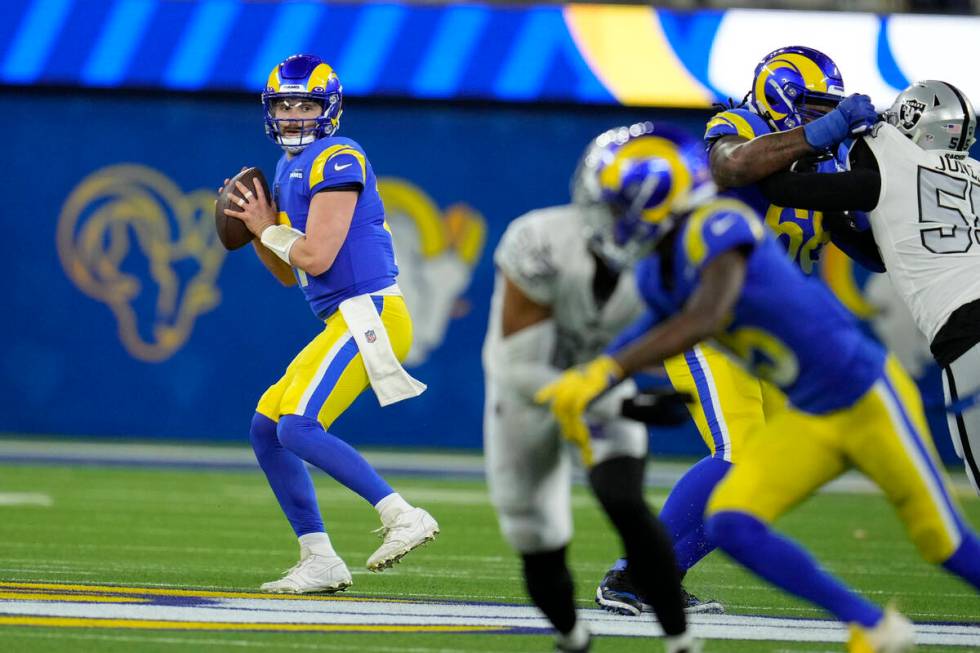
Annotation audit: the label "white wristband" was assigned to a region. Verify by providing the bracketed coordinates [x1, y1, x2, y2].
[260, 225, 303, 264]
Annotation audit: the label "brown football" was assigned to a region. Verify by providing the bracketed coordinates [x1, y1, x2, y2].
[214, 167, 272, 250]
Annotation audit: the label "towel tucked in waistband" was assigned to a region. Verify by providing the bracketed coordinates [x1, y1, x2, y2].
[338, 292, 426, 407]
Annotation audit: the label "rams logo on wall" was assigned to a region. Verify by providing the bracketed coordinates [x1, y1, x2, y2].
[57, 165, 226, 363]
[378, 178, 486, 366]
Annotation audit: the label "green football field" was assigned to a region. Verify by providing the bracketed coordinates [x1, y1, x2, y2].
[0, 452, 978, 652]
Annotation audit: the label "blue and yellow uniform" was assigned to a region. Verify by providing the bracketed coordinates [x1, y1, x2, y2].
[704, 106, 847, 274]
[256, 136, 413, 429]
[663, 106, 848, 467]
[636, 200, 969, 562]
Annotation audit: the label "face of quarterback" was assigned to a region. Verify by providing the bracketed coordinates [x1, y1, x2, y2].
[272, 98, 323, 141]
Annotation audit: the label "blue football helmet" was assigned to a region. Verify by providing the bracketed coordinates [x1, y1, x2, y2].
[573, 122, 716, 269]
[263, 54, 343, 153]
[749, 46, 845, 132]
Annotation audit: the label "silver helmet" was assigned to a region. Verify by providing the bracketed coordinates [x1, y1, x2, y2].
[885, 80, 977, 152]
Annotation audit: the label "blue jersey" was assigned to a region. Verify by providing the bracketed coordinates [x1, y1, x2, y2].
[632, 199, 885, 414]
[704, 107, 847, 275]
[273, 136, 398, 319]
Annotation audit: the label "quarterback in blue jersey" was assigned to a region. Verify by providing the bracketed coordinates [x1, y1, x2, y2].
[537, 125, 980, 652]
[596, 46, 881, 615]
[222, 54, 438, 593]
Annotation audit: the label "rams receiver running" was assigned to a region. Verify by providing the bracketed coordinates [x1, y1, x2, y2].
[596, 45, 880, 614]
[223, 54, 438, 593]
[536, 125, 980, 652]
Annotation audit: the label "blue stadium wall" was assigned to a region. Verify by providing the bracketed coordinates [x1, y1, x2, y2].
[0, 90, 714, 450]
[2, 0, 975, 463]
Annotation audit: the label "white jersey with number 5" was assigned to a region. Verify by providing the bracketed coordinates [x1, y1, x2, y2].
[865, 123, 980, 342]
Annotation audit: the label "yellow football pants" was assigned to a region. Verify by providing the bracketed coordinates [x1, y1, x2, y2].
[256, 295, 413, 429]
[665, 343, 787, 462]
[708, 356, 968, 563]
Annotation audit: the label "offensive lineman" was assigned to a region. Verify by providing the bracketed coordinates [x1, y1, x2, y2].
[754, 80, 980, 493]
[483, 123, 699, 653]
[537, 124, 980, 653]
[223, 54, 438, 593]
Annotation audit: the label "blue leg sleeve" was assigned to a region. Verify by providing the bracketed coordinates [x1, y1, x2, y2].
[660, 456, 731, 571]
[942, 532, 980, 589]
[249, 412, 324, 537]
[277, 414, 394, 506]
[706, 510, 882, 627]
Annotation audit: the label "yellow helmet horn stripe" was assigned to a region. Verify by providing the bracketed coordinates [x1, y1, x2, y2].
[307, 63, 337, 91]
[597, 136, 691, 223]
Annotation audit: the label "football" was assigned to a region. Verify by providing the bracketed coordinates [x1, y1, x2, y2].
[214, 167, 272, 250]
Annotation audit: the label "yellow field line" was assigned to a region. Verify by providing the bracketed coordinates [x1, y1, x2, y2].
[0, 592, 146, 603]
[0, 616, 504, 633]
[0, 582, 404, 603]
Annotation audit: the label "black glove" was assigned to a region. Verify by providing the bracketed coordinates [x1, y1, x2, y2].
[620, 389, 693, 426]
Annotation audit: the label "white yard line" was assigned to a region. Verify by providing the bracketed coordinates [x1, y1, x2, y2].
[0, 493, 52, 506]
[0, 589, 977, 647]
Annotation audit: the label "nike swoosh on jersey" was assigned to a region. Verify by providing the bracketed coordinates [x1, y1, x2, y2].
[334, 162, 353, 171]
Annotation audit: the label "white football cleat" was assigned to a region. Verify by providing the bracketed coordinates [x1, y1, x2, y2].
[366, 507, 439, 571]
[260, 554, 353, 594]
[848, 606, 916, 653]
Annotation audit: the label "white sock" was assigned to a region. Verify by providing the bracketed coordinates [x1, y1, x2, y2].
[556, 620, 590, 649]
[298, 532, 336, 559]
[375, 493, 413, 527]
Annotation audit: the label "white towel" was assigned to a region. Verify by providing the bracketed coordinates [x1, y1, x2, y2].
[338, 293, 427, 407]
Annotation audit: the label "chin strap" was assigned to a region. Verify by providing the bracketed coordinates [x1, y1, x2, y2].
[260, 225, 304, 264]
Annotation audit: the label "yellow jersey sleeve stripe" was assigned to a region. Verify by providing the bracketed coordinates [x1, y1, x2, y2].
[309, 145, 367, 189]
[706, 112, 757, 141]
[683, 200, 763, 266]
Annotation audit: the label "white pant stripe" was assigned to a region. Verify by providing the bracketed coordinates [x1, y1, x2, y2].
[295, 333, 354, 417]
[693, 345, 733, 462]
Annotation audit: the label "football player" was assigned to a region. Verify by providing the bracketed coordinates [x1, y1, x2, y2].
[536, 125, 980, 653]
[222, 54, 437, 593]
[484, 123, 700, 653]
[595, 45, 880, 615]
[752, 79, 980, 495]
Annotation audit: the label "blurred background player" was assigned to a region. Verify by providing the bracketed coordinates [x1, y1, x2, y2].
[595, 45, 880, 614]
[222, 54, 438, 593]
[536, 126, 980, 653]
[483, 122, 698, 653]
[751, 79, 980, 494]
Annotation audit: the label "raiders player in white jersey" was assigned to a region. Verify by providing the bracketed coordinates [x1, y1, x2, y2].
[755, 79, 980, 493]
[482, 126, 698, 653]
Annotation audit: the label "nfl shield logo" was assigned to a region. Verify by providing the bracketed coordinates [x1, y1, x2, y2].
[365, 330, 377, 343]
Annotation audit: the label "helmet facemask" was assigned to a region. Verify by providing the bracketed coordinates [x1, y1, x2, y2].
[263, 94, 340, 154]
[262, 54, 344, 154]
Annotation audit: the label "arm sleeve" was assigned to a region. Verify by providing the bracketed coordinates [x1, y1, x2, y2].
[823, 211, 886, 273]
[315, 182, 362, 194]
[756, 138, 881, 211]
[756, 169, 880, 211]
